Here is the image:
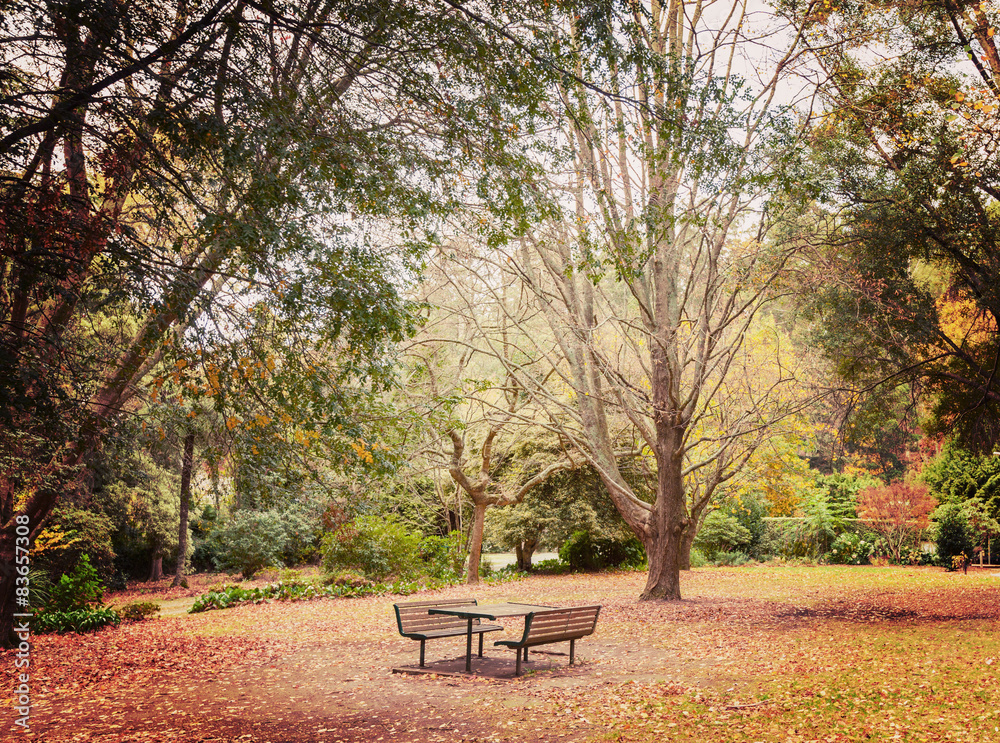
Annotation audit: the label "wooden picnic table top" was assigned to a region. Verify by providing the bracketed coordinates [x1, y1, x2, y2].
[427, 602, 558, 621]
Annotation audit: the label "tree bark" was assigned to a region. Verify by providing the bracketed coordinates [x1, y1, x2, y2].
[466, 502, 487, 584]
[148, 552, 163, 582]
[515, 537, 538, 571]
[679, 526, 696, 571]
[639, 398, 688, 599]
[173, 429, 195, 587]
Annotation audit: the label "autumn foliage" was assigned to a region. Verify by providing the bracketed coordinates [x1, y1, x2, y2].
[857, 483, 936, 562]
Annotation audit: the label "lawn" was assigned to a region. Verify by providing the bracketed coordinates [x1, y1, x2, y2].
[4, 564, 999, 742]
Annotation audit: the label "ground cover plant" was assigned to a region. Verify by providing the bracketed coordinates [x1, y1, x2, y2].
[3, 564, 999, 742]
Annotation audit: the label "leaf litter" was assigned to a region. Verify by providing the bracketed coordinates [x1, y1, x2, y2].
[3, 565, 999, 742]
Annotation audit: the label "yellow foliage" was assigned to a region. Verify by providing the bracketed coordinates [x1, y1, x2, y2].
[937, 293, 997, 346]
[31, 525, 79, 560]
[349, 440, 375, 464]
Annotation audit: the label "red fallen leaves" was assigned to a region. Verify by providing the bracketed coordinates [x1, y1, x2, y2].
[3, 566, 999, 743]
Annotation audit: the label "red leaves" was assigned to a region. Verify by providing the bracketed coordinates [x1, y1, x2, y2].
[858, 482, 937, 562]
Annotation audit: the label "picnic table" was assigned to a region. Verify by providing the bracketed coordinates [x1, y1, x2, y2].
[427, 602, 559, 673]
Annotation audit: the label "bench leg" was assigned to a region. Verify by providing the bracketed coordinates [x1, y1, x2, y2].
[420, 639, 426, 668]
[570, 639, 575, 666]
[523, 647, 529, 662]
[516, 648, 522, 676]
[478, 632, 484, 657]
[465, 618, 474, 674]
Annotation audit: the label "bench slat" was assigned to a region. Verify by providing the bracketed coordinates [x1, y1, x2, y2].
[493, 605, 601, 675]
[411, 624, 503, 640]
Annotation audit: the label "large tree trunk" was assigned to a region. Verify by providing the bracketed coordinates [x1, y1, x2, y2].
[640, 401, 688, 600]
[466, 502, 487, 584]
[148, 555, 163, 582]
[173, 429, 195, 587]
[515, 537, 538, 571]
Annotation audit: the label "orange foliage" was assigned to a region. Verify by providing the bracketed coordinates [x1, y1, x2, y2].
[857, 483, 937, 562]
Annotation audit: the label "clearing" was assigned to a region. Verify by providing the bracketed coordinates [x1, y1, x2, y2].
[4, 565, 1000, 742]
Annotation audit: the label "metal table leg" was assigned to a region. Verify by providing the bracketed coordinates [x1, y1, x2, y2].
[465, 618, 474, 673]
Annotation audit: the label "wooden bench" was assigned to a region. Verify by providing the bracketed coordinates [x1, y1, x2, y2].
[494, 605, 601, 676]
[393, 599, 503, 667]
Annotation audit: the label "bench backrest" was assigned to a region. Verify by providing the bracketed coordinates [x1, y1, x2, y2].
[394, 598, 480, 636]
[521, 605, 601, 645]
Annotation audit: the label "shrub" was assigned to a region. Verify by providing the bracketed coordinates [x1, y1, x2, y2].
[712, 550, 751, 567]
[47, 554, 105, 613]
[321, 514, 421, 581]
[695, 511, 752, 559]
[558, 530, 646, 571]
[728, 497, 773, 559]
[34, 607, 121, 634]
[531, 558, 570, 574]
[278, 508, 322, 566]
[119, 601, 160, 622]
[827, 532, 875, 565]
[934, 503, 974, 567]
[191, 535, 226, 573]
[209, 510, 288, 579]
[417, 532, 464, 579]
[689, 548, 708, 568]
[32, 509, 116, 584]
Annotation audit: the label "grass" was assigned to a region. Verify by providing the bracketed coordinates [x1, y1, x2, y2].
[587, 565, 1000, 742]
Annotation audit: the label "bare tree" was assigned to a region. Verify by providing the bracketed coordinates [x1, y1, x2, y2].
[447, 1, 816, 600]
[400, 251, 578, 582]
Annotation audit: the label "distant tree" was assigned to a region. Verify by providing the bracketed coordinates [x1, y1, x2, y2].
[486, 460, 652, 570]
[920, 444, 1000, 515]
[857, 483, 936, 562]
[814, 472, 881, 522]
[934, 503, 975, 567]
[959, 498, 1000, 564]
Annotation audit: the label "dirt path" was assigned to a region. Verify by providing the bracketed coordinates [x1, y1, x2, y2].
[15, 572, 737, 742]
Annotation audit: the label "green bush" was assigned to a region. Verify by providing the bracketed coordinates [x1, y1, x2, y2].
[827, 532, 875, 565]
[321, 514, 421, 581]
[47, 554, 105, 613]
[718, 497, 773, 559]
[558, 530, 646, 571]
[196, 508, 321, 578]
[278, 508, 322, 566]
[208, 510, 288, 579]
[531, 558, 570, 574]
[119, 601, 160, 622]
[191, 535, 226, 573]
[712, 550, 751, 567]
[934, 503, 974, 567]
[34, 607, 121, 634]
[695, 511, 752, 559]
[417, 532, 464, 579]
[689, 547, 708, 568]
